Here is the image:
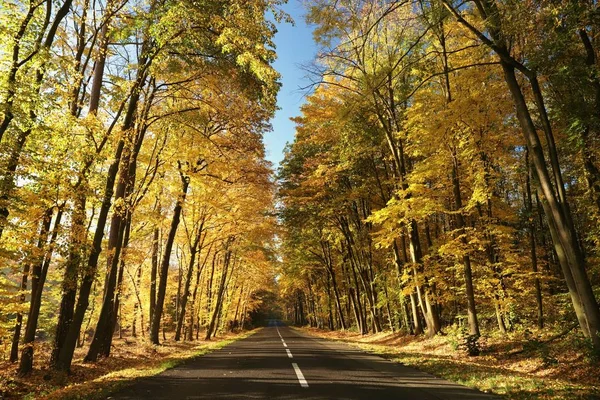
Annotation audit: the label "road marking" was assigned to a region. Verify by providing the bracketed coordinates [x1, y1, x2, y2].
[276, 326, 283, 339]
[283, 342, 287, 347]
[292, 363, 309, 388]
[286, 348, 293, 358]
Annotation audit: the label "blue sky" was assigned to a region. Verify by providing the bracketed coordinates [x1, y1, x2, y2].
[265, 0, 317, 171]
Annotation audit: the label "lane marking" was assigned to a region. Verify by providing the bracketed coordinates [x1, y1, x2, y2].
[276, 325, 283, 339]
[286, 348, 293, 358]
[283, 342, 287, 347]
[292, 363, 309, 388]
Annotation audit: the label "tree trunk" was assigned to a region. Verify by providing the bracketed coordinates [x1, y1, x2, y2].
[451, 157, 480, 336]
[322, 241, 347, 330]
[50, 192, 85, 366]
[408, 222, 440, 336]
[150, 225, 159, 326]
[10, 260, 31, 362]
[175, 223, 204, 341]
[85, 181, 130, 361]
[132, 264, 142, 337]
[11, 209, 54, 363]
[526, 150, 544, 329]
[149, 168, 189, 345]
[18, 208, 62, 375]
[188, 242, 211, 340]
[206, 247, 233, 340]
[112, 216, 132, 339]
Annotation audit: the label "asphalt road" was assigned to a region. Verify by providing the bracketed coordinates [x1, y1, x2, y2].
[110, 322, 500, 399]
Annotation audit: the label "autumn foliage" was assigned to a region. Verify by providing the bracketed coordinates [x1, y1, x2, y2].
[0, 0, 282, 379]
[277, 0, 600, 356]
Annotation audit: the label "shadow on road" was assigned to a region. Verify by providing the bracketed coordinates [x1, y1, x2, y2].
[111, 324, 500, 400]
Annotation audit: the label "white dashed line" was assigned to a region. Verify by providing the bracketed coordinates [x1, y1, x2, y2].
[276, 325, 307, 387]
[292, 363, 309, 388]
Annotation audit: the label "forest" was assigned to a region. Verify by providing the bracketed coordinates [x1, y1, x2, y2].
[0, 0, 282, 386]
[1, 0, 600, 398]
[276, 0, 600, 395]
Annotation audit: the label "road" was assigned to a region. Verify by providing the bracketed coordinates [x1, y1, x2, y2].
[111, 323, 499, 399]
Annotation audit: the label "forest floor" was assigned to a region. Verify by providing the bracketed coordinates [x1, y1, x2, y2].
[0, 329, 256, 400]
[299, 325, 600, 400]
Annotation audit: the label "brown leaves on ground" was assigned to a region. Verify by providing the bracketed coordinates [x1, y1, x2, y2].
[300, 326, 600, 400]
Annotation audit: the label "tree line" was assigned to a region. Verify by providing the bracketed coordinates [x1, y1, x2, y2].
[0, 0, 281, 374]
[278, 0, 600, 352]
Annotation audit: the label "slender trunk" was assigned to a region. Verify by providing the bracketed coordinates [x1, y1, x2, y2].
[80, 279, 97, 347]
[18, 208, 62, 375]
[451, 157, 480, 336]
[348, 287, 361, 332]
[232, 283, 244, 331]
[175, 248, 182, 326]
[392, 241, 417, 334]
[382, 283, 395, 332]
[409, 292, 423, 335]
[205, 251, 217, 326]
[150, 169, 189, 345]
[11, 209, 53, 363]
[494, 296, 507, 334]
[132, 265, 141, 337]
[150, 226, 159, 326]
[87, 10, 111, 114]
[326, 276, 334, 330]
[323, 241, 347, 330]
[206, 247, 233, 340]
[188, 241, 211, 339]
[329, 269, 346, 330]
[50, 192, 85, 366]
[408, 222, 440, 336]
[175, 224, 204, 341]
[348, 255, 366, 334]
[526, 150, 544, 329]
[401, 295, 411, 333]
[85, 181, 130, 361]
[10, 261, 31, 362]
[112, 216, 132, 339]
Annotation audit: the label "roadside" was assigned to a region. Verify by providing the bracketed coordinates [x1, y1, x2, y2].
[296, 326, 600, 400]
[0, 330, 257, 400]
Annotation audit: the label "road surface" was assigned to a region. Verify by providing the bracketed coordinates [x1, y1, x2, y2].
[111, 323, 499, 399]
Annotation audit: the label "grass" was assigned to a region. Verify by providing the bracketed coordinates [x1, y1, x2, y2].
[298, 326, 600, 400]
[0, 329, 257, 400]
